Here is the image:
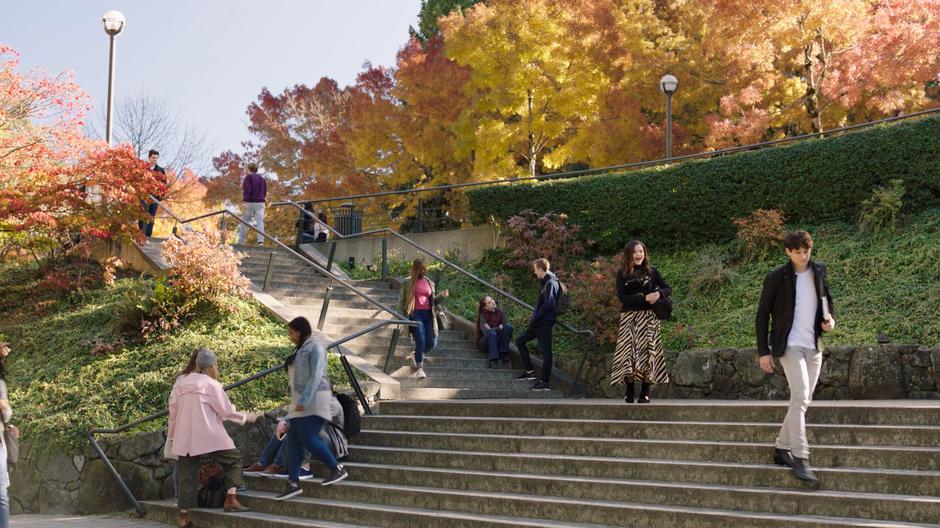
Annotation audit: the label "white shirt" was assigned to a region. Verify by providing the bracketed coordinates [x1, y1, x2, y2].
[787, 269, 819, 350]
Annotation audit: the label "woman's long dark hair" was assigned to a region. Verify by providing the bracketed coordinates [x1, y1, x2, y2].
[285, 317, 313, 369]
[0, 346, 7, 381]
[619, 240, 652, 278]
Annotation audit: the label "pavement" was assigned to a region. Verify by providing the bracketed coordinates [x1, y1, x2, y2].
[11, 514, 167, 527]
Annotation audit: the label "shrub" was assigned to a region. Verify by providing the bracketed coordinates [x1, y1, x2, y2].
[467, 115, 940, 251]
[859, 179, 905, 234]
[565, 257, 621, 345]
[733, 209, 786, 261]
[688, 246, 738, 295]
[504, 210, 593, 271]
[162, 231, 251, 306]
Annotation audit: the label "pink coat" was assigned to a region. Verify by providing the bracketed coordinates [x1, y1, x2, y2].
[167, 373, 246, 457]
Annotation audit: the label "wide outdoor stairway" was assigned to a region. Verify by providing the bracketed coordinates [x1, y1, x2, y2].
[142, 400, 940, 527]
[235, 245, 563, 399]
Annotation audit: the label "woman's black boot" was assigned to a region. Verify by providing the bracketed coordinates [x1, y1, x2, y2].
[638, 382, 651, 403]
[624, 382, 635, 403]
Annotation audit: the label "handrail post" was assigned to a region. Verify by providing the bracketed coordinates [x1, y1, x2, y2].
[86, 432, 145, 517]
[317, 284, 333, 331]
[326, 241, 337, 273]
[417, 198, 424, 233]
[383, 327, 401, 374]
[381, 238, 388, 281]
[568, 334, 596, 398]
[262, 250, 276, 292]
[336, 349, 372, 415]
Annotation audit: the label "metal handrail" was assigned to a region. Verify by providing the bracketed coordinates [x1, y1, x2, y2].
[280, 200, 598, 396]
[273, 106, 940, 207]
[86, 318, 416, 517]
[152, 198, 409, 323]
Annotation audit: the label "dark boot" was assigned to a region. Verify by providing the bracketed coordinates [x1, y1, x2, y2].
[223, 492, 251, 513]
[638, 382, 651, 403]
[773, 448, 794, 468]
[178, 510, 193, 528]
[791, 457, 818, 483]
[624, 382, 635, 403]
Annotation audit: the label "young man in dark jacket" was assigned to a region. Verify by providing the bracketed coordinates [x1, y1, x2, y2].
[516, 258, 560, 391]
[756, 230, 835, 483]
[139, 149, 167, 237]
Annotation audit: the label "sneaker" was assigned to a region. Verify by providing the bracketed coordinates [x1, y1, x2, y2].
[273, 482, 303, 501]
[321, 465, 348, 487]
[416, 368, 427, 379]
[261, 465, 288, 479]
[516, 370, 536, 380]
[488, 359, 498, 369]
[298, 467, 315, 481]
[531, 381, 551, 391]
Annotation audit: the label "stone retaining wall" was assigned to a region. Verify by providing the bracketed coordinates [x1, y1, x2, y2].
[583, 344, 940, 400]
[10, 416, 275, 515]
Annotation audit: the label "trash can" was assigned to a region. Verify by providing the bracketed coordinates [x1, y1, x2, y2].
[333, 203, 363, 237]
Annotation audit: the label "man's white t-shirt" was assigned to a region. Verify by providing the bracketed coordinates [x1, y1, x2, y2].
[787, 269, 819, 350]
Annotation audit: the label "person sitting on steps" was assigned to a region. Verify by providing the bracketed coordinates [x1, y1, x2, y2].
[166, 348, 259, 528]
[475, 296, 513, 369]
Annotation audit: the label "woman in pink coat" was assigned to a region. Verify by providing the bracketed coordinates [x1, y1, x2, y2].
[166, 348, 258, 528]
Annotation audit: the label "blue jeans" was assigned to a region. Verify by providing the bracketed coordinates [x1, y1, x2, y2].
[138, 200, 159, 237]
[409, 309, 437, 366]
[259, 432, 287, 467]
[287, 415, 338, 482]
[0, 445, 8, 528]
[478, 324, 514, 360]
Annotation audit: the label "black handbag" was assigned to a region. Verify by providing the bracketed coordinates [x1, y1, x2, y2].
[651, 293, 673, 321]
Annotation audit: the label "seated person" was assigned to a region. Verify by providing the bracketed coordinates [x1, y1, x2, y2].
[475, 296, 514, 369]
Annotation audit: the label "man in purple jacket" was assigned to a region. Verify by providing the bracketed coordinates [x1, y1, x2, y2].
[237, 163, 267, 246]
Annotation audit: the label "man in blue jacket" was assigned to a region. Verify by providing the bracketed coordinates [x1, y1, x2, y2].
[516, 258, 559, 391]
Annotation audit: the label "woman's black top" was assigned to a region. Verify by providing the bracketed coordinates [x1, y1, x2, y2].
[615, 267, 671, 312]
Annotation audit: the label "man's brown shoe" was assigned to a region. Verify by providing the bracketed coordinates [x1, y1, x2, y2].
[242, 462, 266, 472]
[223, 492, 251, 513]
[177, 510, 193, 527]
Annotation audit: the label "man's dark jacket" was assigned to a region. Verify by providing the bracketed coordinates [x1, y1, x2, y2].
[756, 260, 834, 358]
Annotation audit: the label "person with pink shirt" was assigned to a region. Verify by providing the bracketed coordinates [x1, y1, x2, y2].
[398, 259, 449, 379]
[165, 348, 259, 528]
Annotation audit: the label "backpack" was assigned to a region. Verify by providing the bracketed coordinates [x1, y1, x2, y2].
[196, 463, 226, 509]
[334, 392, 361, 437]
[548, 279, 571, 315]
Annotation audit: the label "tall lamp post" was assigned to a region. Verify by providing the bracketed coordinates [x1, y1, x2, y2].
[659, 74, 678, 160]
[102, 10, 126, 146]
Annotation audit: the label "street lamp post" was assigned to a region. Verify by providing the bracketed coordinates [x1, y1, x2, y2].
[102, 10, 126, 146]
[659, 74, 678, 160]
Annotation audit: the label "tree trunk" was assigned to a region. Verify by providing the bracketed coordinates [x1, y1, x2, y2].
[527, 88, 537, 178]
[803, 42, 824, 133]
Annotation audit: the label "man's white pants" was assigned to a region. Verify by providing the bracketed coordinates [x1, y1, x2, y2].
[237, 202, 266, 245]
[775, 345, 823, 459]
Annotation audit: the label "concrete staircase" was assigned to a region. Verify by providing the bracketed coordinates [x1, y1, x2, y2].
[141, 399, 940, 527]
[234, 245, 563, 400]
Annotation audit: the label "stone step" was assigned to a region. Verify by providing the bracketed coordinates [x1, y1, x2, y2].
[398, 387, 565, 399]
[268, 290, 401, 306]
[358, 356, 488, 370]
[261, 464, 940, 525]
[394, 377, 539, 390]
[384, 367, 533, 380]
[279, 296, 401, 313]
[353, 430, 940, 471]
[345, 445, 940, 496]
[376, 400, 940, 426]
[142, 499, 371, 527]
[358, 415, 940, 448]
[152, 492, 608, 528]
[237, 481, 937, 528]
[282, 306, 397, 320]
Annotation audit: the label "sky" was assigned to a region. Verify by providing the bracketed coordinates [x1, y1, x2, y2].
[1, 0, 422, 171]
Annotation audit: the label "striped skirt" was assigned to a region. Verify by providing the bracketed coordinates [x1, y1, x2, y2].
[610, 310, 669, 385]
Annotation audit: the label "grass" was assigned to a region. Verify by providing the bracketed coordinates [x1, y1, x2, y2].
[434, 208, 940, 371]
[0, 260, 351, 453]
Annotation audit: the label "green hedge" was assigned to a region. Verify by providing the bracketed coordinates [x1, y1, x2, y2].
[467, 115, 940, 252]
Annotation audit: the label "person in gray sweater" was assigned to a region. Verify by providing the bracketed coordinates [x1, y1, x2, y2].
[0, 343, 14, 528]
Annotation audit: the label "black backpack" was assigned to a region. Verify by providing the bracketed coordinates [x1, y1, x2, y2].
[334, 392, 361, 437]
[545, 278, 570, 315]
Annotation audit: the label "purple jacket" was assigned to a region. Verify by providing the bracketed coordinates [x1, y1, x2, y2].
[242, 173, 267, 203]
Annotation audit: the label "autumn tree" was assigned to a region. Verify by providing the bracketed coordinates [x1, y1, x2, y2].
[411, 0, 484, 42]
